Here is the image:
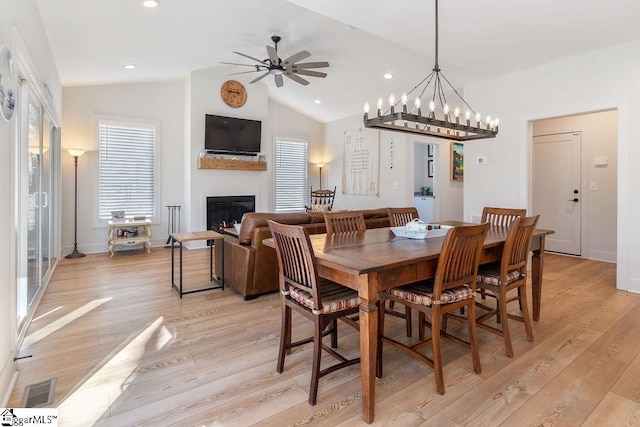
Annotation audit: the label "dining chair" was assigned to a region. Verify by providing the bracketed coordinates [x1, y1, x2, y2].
[388, 207, 419, 227]
[385, 207, 421, 337]
[306, 186, 337, 212]
[481, 207, 526, 227]
[323, 211, 366, 234]
[478, 207, 526, 301]
[377, 223, 489, 395]
[267, 220, 361, 405]
[474, 215, 539, 357]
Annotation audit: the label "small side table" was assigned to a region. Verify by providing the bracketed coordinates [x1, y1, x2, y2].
[108, 219, 152, 257]
[170, 230, 225, 298]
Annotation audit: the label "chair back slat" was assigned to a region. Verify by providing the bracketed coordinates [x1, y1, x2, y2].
[268, 220, 323, 311]
[503, 215, 540, 272]
[388, 207, 419, 227]
[434, 223, 489, 299]
[481, 207, 526, 227]
[323, 211, 366, 234]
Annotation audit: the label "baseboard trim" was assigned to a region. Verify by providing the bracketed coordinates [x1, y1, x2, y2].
[0, 354, 18, 407]
[586, 250, 616, 263]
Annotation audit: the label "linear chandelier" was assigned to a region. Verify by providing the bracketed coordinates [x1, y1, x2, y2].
[363, 0, 498, 141]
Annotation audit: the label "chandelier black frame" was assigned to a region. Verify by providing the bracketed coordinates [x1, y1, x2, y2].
[363, 0, 498, 141]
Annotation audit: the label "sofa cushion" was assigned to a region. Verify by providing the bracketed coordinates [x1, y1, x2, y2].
[239, 212, 311, 244]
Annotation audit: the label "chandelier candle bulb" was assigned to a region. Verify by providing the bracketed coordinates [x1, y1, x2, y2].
[443, 104, 450, 121]
[364, 103, 370, 120]
[401, 93, 408, 113]
[415, 98, 422, 116]
[377, 98, 383, 117]
[389, 94, 395, 114]
[476, 112, 482, 126]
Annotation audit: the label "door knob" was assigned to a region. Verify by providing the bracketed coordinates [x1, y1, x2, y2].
[567, 198, 579, 202]
[573, 189, 579, 194]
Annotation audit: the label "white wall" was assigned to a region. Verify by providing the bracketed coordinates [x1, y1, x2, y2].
[62, 81, 185, 253]
[0, 0, 62, 405]
[186, 68, 268, 236]
[184, 68, 324, 241]
[323, 114, 463, 219]
[323, 114, 412, 210]
[463, 39, 640, 292]
[533, 110, 617, 262]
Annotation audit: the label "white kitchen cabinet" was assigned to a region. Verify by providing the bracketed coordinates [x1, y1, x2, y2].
[414, 196, 434, 223]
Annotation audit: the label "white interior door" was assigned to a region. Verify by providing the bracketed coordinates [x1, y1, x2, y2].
[533, 132, 581, 255]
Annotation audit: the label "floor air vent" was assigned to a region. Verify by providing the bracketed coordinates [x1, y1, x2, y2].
[22, 377, 56, 408]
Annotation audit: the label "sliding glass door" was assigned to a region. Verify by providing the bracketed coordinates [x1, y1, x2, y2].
[18, 84, 58, 324]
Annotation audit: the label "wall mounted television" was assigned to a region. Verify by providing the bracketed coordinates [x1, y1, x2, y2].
[205, 114, 262, 156]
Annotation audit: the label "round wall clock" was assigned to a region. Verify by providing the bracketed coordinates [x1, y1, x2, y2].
[0, 46, 17, 121]
[220, 80, 247, 108]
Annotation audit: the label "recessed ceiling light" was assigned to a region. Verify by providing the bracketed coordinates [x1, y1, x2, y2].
[383, 73, 394, 80]
[124, 64, 136, 70]
[141, 0, 160, 8]
[314, 99, 322, 104]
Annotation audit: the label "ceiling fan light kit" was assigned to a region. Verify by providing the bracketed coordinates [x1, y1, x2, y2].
[222, 35, 329, 88]
[363, 0, 498, 142]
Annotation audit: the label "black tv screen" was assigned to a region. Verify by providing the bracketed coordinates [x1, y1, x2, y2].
[205, 114, 262, 155]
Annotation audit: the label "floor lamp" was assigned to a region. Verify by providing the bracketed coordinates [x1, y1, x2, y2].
[66, 148, 86, 259]
[315, 162, 325, 189]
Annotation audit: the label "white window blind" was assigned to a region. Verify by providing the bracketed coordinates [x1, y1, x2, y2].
[98, 120, 157, 221]
[275, 138, 308, 212]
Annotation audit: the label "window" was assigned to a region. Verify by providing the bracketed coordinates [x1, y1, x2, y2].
[98, 118, 159, 221]
[275, 137, 308, 212]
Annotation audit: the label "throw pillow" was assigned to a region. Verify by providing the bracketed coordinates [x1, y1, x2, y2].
[311, 204, 331, 212]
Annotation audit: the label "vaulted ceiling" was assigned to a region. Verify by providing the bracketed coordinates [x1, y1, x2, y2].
[37, 0, 640, 122]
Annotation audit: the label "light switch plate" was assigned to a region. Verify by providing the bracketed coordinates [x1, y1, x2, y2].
[594, 156, 608, 166]
[590, 182, 597, 191]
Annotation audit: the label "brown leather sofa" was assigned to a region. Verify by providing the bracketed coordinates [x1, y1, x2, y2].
[214, 208, 391, 299]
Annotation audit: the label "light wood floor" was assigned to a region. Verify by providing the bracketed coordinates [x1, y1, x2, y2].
[9, 248, 640, 426]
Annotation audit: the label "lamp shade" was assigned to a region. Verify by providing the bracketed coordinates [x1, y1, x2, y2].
[315, 162, 325, 169]
[67, 148, 86, 157]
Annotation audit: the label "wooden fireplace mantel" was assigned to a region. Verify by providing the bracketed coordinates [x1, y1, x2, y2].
[197, 157, 267, 171]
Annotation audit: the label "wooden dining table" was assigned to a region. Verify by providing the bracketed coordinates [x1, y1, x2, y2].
[265, 222, 553, 423]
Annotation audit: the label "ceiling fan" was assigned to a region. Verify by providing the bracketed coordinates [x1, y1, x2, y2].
[221, 36, 329, 88]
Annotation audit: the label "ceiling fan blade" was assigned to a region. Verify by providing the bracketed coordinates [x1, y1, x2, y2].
[283, 50, 311, 65]
[233, 51, 266, 64]
[284, 72, 309, 86]
[291, 61, 330, 69]
[293, 69, 327, 78]
[221, 61, 262, 67]
[250, 72, 269, 84]
[274, 74, 284, 87]
[229, 70, 261, 76]
[266, 45, 279, 65]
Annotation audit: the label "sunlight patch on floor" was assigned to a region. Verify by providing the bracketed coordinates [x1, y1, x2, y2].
[32, 306, 62, 322]
[57, 316, 169, 425]
[23, 298, 112, 348]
